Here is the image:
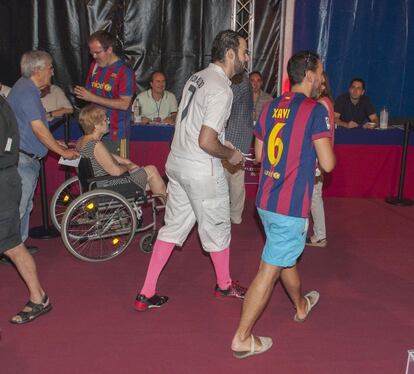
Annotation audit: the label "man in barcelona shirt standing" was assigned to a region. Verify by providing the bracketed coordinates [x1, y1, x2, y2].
[231, 51, 336, 359]
[134, 30, 249, 311]
[75, 30, 135, 157]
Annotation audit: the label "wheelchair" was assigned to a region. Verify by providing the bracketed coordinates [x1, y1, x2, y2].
[51, 158, 164, 262]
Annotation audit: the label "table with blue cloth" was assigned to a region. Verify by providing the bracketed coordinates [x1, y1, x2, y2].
[47, 120, 414, 198]
[324, 126, 414, 198]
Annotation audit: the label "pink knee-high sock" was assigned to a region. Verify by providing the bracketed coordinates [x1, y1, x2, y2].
[140, 240, 175, 297]
[210, 247, 232, 289]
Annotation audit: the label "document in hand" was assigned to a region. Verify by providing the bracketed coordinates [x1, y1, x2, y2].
[58, 156, 80, 167]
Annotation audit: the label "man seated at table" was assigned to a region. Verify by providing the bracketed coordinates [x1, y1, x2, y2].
[334, 78, 378, 129]
[40, 84, 73, 121]
[134, 71, 177, 124]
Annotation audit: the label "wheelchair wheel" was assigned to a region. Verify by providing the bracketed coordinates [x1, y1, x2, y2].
[139, 231, 157, 254]
[50, 176, 81, 232]
[61, 190, 137, 262]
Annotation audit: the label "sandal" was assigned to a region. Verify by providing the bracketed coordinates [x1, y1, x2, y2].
[232, 334, 273, 359]
[294, 290, 320, 322]
[10, 294, 52, 325]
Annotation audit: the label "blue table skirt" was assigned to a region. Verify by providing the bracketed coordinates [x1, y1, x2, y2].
[51, 119, 175, 142]
[334, 126, 414, 146]
[51, 118, 412, 146]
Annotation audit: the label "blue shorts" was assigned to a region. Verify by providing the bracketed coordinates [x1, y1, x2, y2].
[257, 208, 308, 267]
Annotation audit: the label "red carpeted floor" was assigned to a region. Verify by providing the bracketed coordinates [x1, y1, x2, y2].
[1, 197, 413, 374]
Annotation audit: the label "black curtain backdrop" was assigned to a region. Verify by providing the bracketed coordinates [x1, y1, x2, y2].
[0, 0, 281, 103]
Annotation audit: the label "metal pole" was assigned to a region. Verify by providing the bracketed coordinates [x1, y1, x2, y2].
[385, 121, 413, 206]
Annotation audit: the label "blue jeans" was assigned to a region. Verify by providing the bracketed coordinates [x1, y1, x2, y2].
[17, 153, 41, 242]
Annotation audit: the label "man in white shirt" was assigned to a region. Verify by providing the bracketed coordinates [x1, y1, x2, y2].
[134, 71, 178, 124]
[134, 30, 250, 311]
[40, 84, 73, 121]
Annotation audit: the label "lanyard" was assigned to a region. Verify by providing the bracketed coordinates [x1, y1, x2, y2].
[154, 98, 162, 117]
[150, 91, 164, 117]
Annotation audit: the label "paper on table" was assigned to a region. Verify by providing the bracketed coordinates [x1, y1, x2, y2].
[58, 156, 80, 167]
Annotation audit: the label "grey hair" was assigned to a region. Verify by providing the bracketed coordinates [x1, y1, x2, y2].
[20, 50, 52, 78]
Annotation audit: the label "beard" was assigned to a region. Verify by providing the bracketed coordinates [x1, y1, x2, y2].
[234, 54, 245, 75]
[310, 81, 322, 99]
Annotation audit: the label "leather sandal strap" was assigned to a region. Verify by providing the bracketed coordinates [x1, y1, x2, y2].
[15, 310, 31, 320]
[24, 301, 45, 314]
[250, 334, 255, 353]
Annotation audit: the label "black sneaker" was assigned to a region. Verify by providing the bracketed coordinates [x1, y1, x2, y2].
[134, 294, 169, 312]
[214, 281, 246, 299]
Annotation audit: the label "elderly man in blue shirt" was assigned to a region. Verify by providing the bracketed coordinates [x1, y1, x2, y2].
[4, 50, 78, 324]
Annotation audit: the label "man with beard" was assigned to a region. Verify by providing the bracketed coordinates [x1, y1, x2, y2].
[134, 30, 249, 311]
[74, 30, 135, 157]
[231, 51, 336, 358]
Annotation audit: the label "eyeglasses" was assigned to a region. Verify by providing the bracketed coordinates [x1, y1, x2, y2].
[89, 49, 106, 57]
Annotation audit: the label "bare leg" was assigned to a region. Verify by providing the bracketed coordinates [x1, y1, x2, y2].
[4, 243, 46, 322]
[144, 165, 167, 201]
[231, 261, 281, 352]
[280, 265, 307, 319]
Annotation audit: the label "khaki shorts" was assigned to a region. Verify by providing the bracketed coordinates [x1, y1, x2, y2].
[158, 165, 231, 252]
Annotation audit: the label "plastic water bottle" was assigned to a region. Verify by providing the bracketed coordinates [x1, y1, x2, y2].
[380, 107, 388, 129]
[133, 99, 141, 123]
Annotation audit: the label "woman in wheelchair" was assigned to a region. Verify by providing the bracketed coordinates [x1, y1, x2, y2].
[77, 104, 166, 201]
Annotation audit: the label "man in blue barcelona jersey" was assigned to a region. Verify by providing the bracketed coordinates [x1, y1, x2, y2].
[231, 51, 336, 359]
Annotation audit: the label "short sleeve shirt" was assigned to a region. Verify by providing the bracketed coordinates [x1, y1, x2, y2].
[41, 84, 73, 113]
[170, 63, 233, 161]
[86, 60, 135, 140]
[334, 93, 376, 125]
[0, 85, 11, 98]
[135, 89, 178, 121]
[255, 92, 332, 218]
[7, 77, 48, 158]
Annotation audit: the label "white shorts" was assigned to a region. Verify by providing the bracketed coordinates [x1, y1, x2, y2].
[157, 155, 231, 252]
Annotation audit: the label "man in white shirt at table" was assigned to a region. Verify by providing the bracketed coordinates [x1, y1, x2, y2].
[134, 71, 177, 124]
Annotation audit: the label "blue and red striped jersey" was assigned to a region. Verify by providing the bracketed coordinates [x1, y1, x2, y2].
[254, 92, 332, 218]
[86, 60, 135, 140]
